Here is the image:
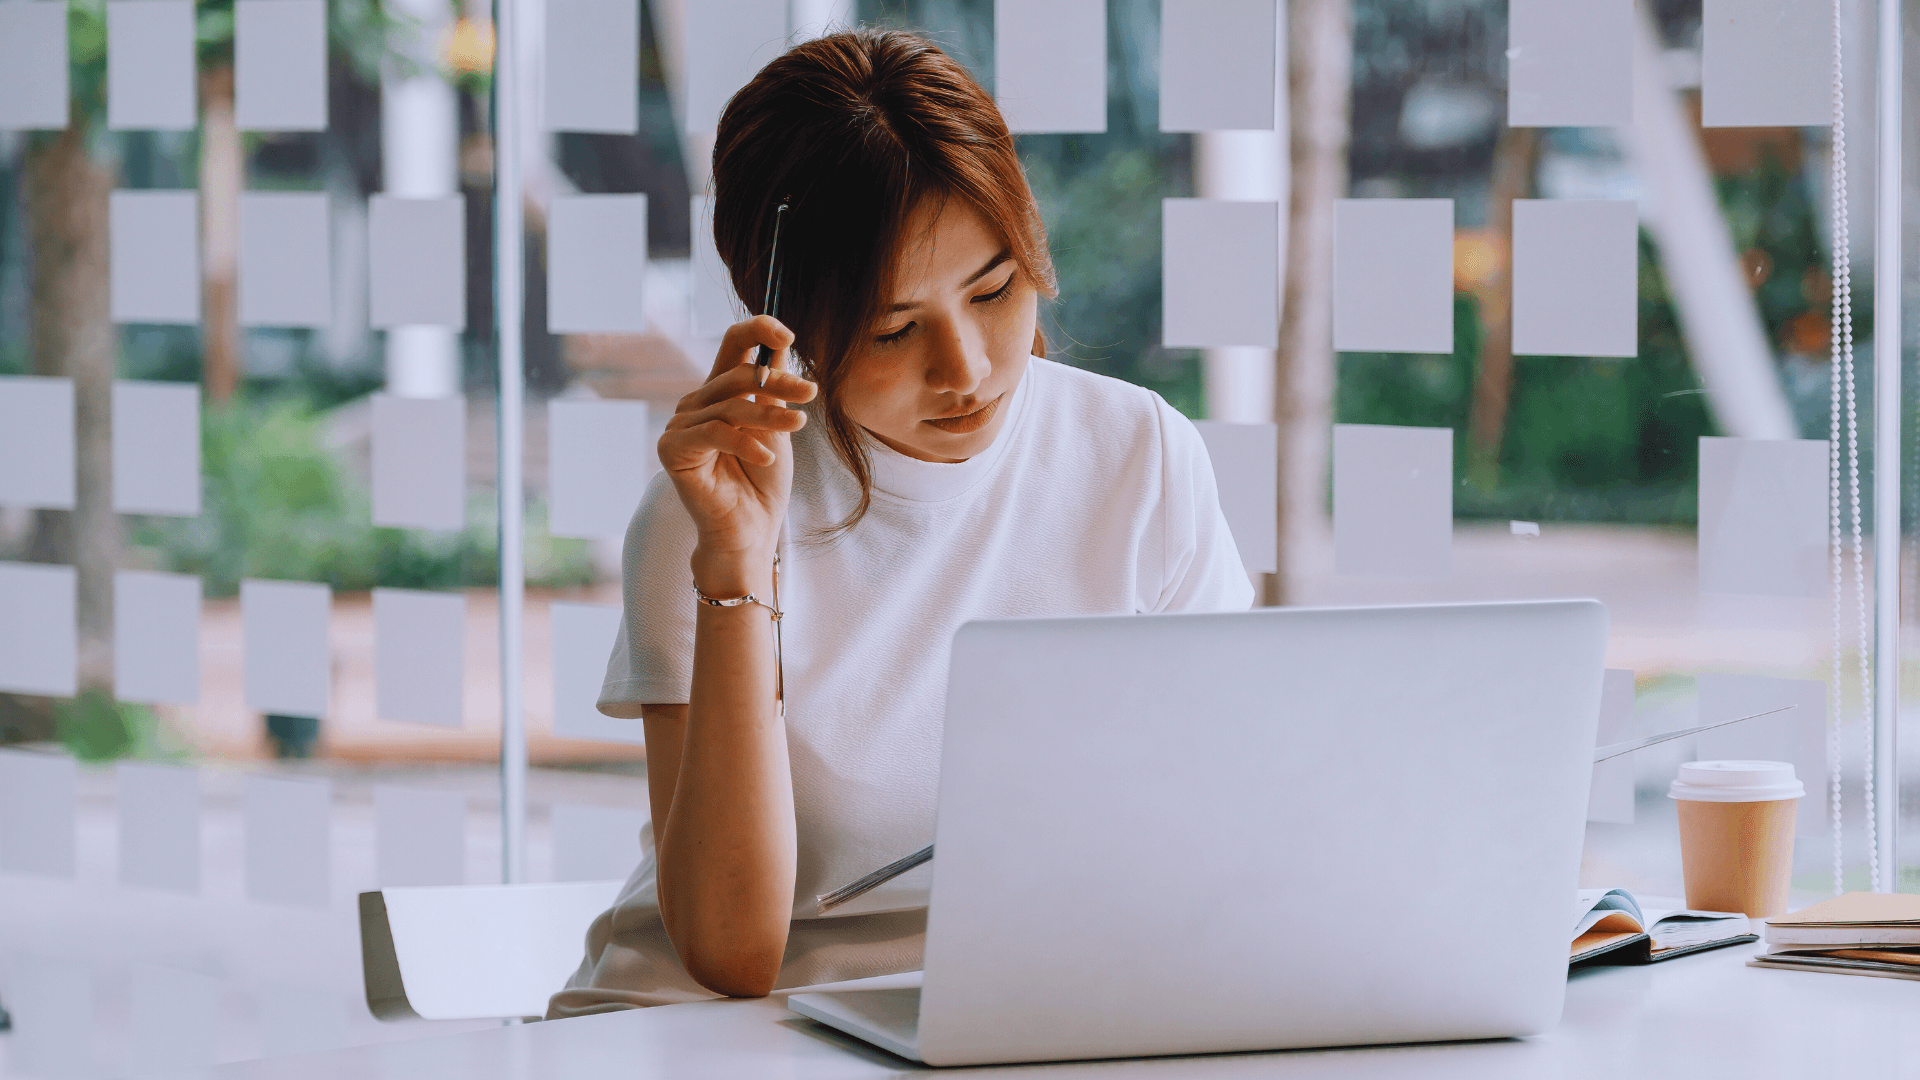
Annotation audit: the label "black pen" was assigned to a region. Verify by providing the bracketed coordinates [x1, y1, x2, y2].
[755, 199, 790, 388]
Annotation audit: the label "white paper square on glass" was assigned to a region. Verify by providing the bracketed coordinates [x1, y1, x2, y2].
[4, 956, 91, 1079]
[1695, 674, 1827, 837]
[374, 785, 466, 886]
[371, 394, 466, 531]
[548, 194, 648, 333]
[690, 195, 743, 338]
[1160, 0, 1275, 132]
[1333, 199, 1455, 354]
[234, 0, 328, 131]
[1332, 424, 1453, 578]
[1508, 0, 1632, 127]
[0, 748, 77, 878]
[0, 2, 69, 130]
[684, 0, 787, 135]
[1587, 668, 1636, 825]
[128, 964, 218, 1071]
[548, 398, 652, 539]
[1697, 436, 1828, 597]
[1163, 200, 1280, 349]
[108, 0, 197, 130]
[111, 190, 201, 324]
[0, 375, 75, 510]
[242, 579, 331, 718]
[0, 562, 77, 698]
[550, 601, 637, 744]
[115, 569, 202, 706]
[374, 588, 465, 727]
[117, 761, 201, 893]
[1511, 199, 1637, 358]
[1193, 421, 1278, 576]
[544, 0, 638, 133]
[239, 192, 332, 327]
[1701, 0, 1829, 128]
[369, 195, 467, 329]
[995, 0, 1106, 134]
[551, 802, 646, 882]
[113, 380, 201, 516]
[244, 773, 332, 907]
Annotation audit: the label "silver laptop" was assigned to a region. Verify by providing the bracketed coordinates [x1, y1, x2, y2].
[789, 600, 1607, 1067]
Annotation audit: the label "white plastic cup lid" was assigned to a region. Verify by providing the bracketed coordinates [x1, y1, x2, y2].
[1668, 760, 1805, 803]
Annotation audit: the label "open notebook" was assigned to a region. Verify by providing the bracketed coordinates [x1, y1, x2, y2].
[1572, 889, 1755, 964]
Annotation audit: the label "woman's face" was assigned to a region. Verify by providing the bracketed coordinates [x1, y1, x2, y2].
[837, 198, 1038, 464]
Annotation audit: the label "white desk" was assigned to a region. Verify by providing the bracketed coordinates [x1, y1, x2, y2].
[188, 944, 1917, 1078]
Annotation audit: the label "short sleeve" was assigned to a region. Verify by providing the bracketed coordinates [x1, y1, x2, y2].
[1146, 397, 1257, 614]
[597, 470, 699, 718]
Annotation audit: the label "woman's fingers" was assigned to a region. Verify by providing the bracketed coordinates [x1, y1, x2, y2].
[680, 361, 817, 413]
[668, 396, 808, 436]
[661, 418, 778, 470]
[707, 315, 795, 381]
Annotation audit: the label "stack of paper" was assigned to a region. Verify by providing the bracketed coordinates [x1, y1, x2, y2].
[1572, 888, 1755, 965]
[1750, 893, 1920, 981]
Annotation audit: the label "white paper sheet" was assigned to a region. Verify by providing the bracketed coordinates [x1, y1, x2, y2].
[112, 379, 201, 516]
[1507, 0, 1632, 127]
[690, 195, 742, 339]
[1163, 199, 1280, 348]
[544, 0, 638, 133]
[234, 0, 328, 130]
[117, 761, 200, 893]
[241, 579, 331, 718]
[0, 375, 75, 510]
[114, 569, 202, 706]
[244, 774, 331, 907]
[107, 0, 196, 130]
[1695, 674, 1827, 837]
[128, 964, 219, 1070]
[1331, 424, 1453, 578]
[1588, 668, 1637, 824]
[1701, 0, 1829, 128]
[684, 0, 787, 135]
[368, 195, 467, 329]
[551, 802, 646, 882]
[0, 2, 69, 130]
[1333, 199, 1455, 354]
[995, 0, 1106, 134]
[1193, 421, 1278, 576]
[371, 394, 466, 531]
[1159, 0, 1276, 132]
[547, 398, 653, 540]
[374, 785, 466, 887]
[548, 194, 649, 333]
[550, 601, 638, 744]
[1511, 199, 1637, 357]
[5, 956, 91, 1078]
[239, 192, 333, 327]
[0, 749, 76, 879]
[111, 190, 201, 324]
[0, 562, 77, 698]
[374, 587, 465, 727]
[1697, 436, 1828, 598]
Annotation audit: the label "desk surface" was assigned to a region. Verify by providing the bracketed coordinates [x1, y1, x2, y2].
[186, 943, 1917, 1079]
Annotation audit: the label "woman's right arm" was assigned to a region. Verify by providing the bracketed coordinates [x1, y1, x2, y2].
[646, 317, 815, 997]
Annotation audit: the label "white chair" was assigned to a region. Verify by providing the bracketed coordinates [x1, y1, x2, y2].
[358, 881, 623, 1021]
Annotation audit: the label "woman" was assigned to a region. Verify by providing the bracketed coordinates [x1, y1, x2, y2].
[547, 27, 1252, 1016]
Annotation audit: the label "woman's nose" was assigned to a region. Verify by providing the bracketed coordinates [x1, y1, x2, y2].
[926, 321, 989, 396]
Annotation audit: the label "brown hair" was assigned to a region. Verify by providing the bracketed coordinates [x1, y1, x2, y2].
[711, 27, 1056, 534]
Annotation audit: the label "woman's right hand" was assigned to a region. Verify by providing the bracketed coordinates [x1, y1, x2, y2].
[658, 316, 817, 569]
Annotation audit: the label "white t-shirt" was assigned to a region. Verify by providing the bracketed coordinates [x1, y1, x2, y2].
[549, 356, 1253, 1015]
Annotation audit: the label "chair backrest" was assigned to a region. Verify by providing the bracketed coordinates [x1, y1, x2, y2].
[358, 881, 624, 1021]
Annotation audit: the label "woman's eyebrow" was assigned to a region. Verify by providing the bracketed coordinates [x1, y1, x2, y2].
[887, 250, 1014, 313]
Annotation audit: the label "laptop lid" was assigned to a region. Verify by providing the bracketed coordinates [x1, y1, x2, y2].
[915, 600, 1607, 1067]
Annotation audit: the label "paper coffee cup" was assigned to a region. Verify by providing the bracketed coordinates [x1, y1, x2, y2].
[1669, 761, 1803, 918]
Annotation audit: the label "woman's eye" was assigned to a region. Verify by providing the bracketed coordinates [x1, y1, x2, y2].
[876, 322, 915, 345]
[973, 274, 1017, 304]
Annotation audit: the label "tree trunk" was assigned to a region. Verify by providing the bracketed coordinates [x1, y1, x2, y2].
[1266, 0, 1351, 606]
[1465, 125, 1541, 491]
[25, 127, 119, 694]
[201, 65, 242, 401]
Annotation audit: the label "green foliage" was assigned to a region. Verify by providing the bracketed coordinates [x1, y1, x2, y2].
[132, 398, 595, 597]
[54, 689, 152, 762]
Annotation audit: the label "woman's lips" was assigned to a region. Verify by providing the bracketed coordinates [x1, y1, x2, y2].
[924, 395, 1001, 434]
